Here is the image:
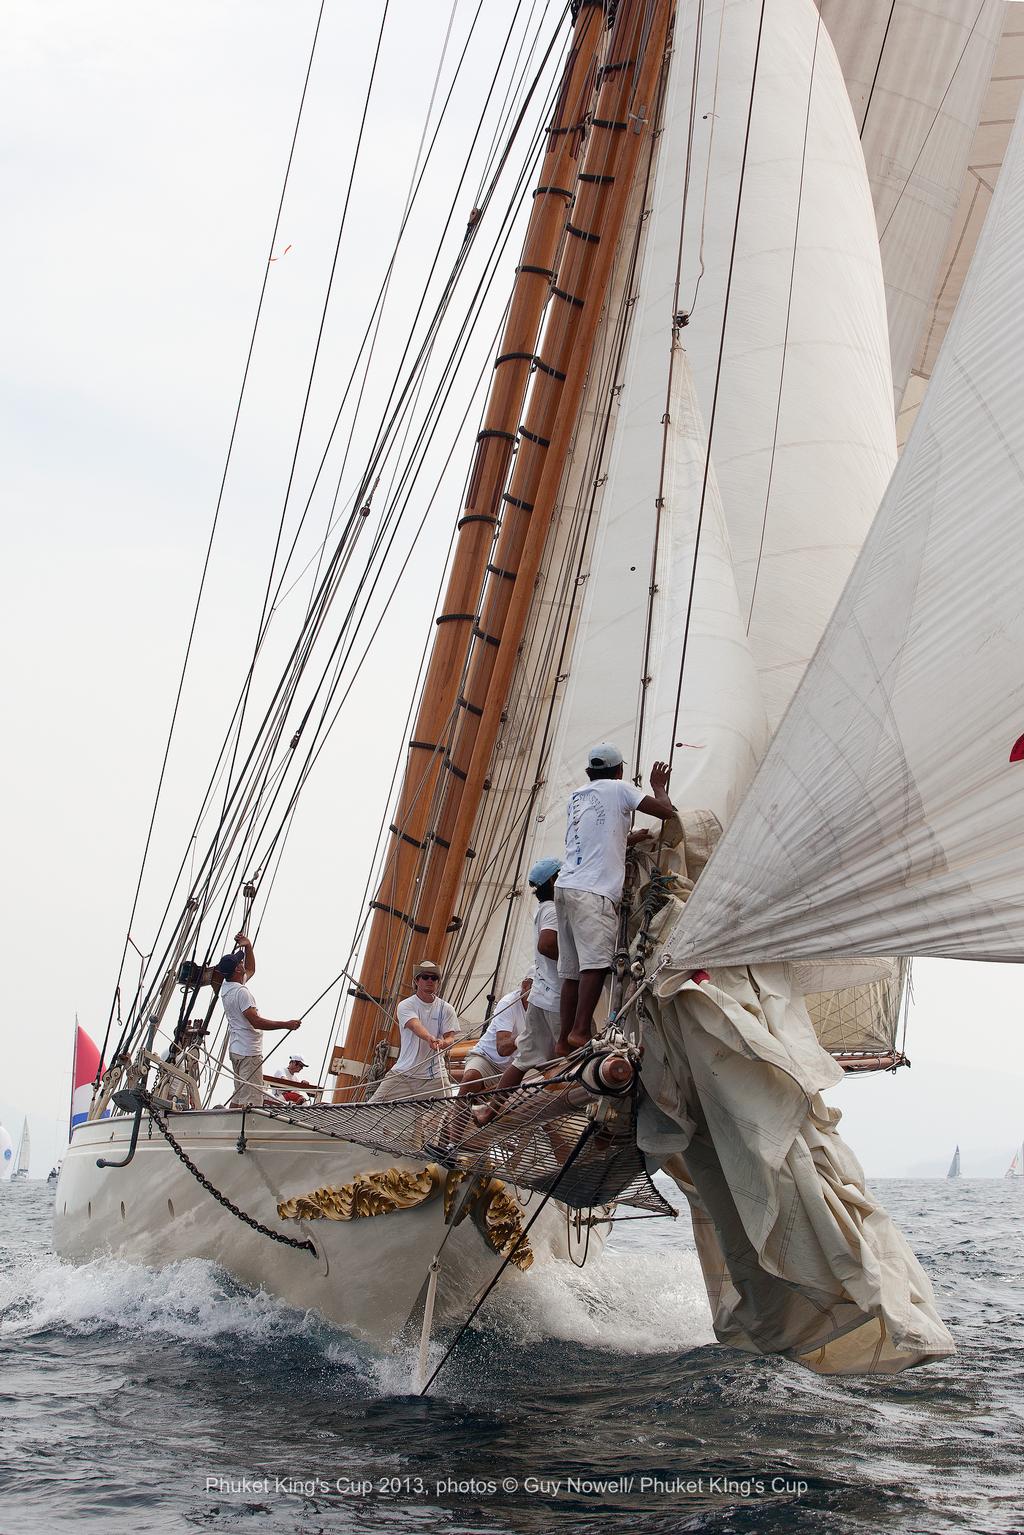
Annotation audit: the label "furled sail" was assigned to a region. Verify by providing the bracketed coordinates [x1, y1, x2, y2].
[665, 93, 1024, 970]
[817, 0, 1004, 411]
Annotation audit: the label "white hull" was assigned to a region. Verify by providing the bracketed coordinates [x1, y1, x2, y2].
[54, 1111, 592, 1346]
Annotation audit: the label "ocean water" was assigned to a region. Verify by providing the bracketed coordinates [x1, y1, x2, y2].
[1, 1177, 1021, 1534]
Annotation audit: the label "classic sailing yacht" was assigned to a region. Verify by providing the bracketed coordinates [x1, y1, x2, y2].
[1006, 1145, 1023, 1179]
[55, 0, 1023, 1374]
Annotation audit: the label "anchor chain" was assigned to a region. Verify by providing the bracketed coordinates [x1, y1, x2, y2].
[142, 1095, 315, 1255]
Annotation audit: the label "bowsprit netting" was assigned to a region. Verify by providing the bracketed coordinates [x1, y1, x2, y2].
[255, 1078, 674, 1216]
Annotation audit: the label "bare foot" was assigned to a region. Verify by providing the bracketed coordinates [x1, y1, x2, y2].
[565, 1029, 591, 1053]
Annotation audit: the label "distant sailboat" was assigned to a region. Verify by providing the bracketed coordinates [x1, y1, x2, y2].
[11, 1119, 30, 1182]
[947, 1146, 961, 1180]
[1006, 1144, 1022, 1179]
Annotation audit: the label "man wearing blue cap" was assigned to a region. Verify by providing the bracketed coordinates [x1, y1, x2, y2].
[557, 745, 675, 1052]
[217, 933, 302, 1107]
[471, 858, 564, 1122]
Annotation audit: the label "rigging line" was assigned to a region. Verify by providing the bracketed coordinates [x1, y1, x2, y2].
[204, 0, 394, 921]
[667, 0, 766, 773]
[120, 29, 565, 1054]
[232, 234, 532, 908]
[239, 113, 562, 888]
[476, 0, 551, 199]
[744, 8, 822, 637]
[685, 0, 725, 319]
[604, 42, 678, 768]
[97, 0, 328, 1077]
[262, 0, 540, 620]
[418, 1120, 596, 1395]
[300, 0, 465, 612]
[877, 0, 990, 245]
[449, 272, 639, 1004]
[251, 0, 395, 646]
[466, 331, 633, 988]
[854, 0, 897, 141]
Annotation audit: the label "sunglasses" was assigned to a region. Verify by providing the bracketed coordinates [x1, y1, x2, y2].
[415, 973, 439, 982]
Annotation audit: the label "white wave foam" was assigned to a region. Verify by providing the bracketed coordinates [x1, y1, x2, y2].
[0, 1252, 319, 1345]
[484, 1242, 714, 1354]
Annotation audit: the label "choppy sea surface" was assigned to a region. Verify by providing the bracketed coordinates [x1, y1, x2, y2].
[1, 1176, 1021, 1534]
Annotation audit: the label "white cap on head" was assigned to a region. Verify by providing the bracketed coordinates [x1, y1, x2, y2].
[587, 742, 624, 769]
[287, 1053, 309, 1067]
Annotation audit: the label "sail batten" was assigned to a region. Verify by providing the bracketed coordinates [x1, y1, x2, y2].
[666, 90, 1024, 970]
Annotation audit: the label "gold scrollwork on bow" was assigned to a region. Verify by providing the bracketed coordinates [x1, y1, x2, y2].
[277, 1164, 444, 1222]
[278, 1164, 533, 1269]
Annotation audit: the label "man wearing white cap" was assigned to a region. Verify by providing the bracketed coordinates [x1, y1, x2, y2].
[279, 1053, 315, 1105]
[370, 960, 461, 1102]
[556, 745, 675, 1052]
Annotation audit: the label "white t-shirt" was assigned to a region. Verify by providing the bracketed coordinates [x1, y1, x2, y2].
[394, 994, 460, 1078]
[474, 990, 525, 1065]
[221, 981, 261, 1057]
[531, 899, 561, 1012]
[558, 778, 645, 901]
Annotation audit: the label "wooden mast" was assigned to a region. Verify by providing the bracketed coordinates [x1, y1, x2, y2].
[419, 0, 673, 968]
[335, 2, 606, 1090]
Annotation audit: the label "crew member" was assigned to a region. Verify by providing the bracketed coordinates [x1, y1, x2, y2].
[279, 1053, 316, 1104]
[217, 933, 302, 1107]
[370, 960, 460, 1102]
[458, 973, 531, 1096]
[472, 858, 562, 1126]
[556, 745, 675, 1052]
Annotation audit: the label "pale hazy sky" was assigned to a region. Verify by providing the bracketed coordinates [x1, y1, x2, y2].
[2, 1, 1022, 1179]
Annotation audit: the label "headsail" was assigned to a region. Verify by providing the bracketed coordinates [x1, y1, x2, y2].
[947, 1145, 961, 1180]
[666, 92, 1024, 970]
[818, 0, 1004, 411]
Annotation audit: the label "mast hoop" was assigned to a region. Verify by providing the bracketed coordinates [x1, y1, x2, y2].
[565, 221, 601, 244]
[518, 426, 550, 447]
[435, 611, 478, 625]
[551, 285, 586, 309]
[368, 899, 430, 935]
[471, 624, 502, 648]
[532, 357, 567, 380]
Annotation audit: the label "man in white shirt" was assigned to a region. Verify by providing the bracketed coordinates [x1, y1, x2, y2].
[458, 974, 530, 1093]
[278, 1053, 316, 1105]
[217, 933, 303, 1107]
[370, 960, 461, 1102]
[557, 744, 675, 1053]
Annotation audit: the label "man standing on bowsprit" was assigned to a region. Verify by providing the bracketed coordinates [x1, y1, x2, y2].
[555, 744, 676, 1053]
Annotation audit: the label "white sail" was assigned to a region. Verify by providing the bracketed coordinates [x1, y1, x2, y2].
[675, 0, 897, 732]
[900, 11, 1024, 445]
[497, 0, 895, 901]
[818, 0, 1004, 411]
[15, 1118, 30, 1177]
[665, 93, 1024, 971]
[947, 1146, 961, 1179]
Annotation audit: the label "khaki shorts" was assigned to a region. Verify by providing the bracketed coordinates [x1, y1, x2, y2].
[514, 1002, 561, 1070]
[460, 1051, 503, 1083]
[229, 1052, 264, 1107]
[369, 1064, 445, 1102]
[554, 886, 619, 978]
